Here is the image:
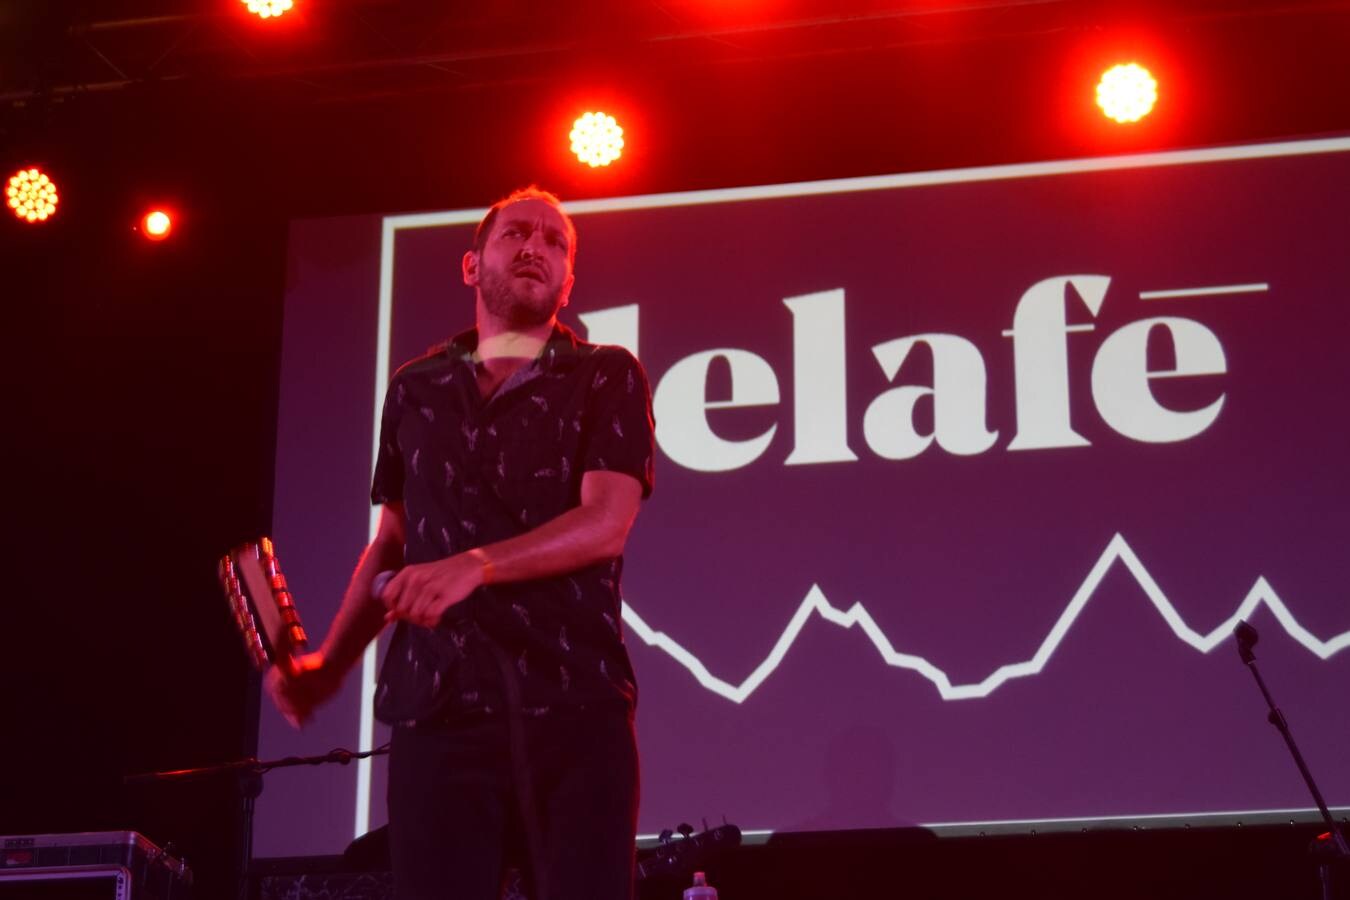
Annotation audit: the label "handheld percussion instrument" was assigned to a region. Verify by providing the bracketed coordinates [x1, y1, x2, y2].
[218, 537, 310, 677]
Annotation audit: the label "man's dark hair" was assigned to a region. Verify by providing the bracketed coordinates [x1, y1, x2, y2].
[473, 186, 577, 265]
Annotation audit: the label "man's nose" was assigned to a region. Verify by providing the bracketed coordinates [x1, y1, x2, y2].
[521, 226, 549, 254]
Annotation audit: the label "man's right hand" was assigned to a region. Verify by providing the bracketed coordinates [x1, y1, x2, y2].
[266, 652, 343, 728]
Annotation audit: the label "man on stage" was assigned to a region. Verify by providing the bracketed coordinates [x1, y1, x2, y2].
[268, 186, 655, 900]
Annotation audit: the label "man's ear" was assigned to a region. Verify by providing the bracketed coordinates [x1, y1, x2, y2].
[558, 272, 575, 308]
[462, 249, 479, 287]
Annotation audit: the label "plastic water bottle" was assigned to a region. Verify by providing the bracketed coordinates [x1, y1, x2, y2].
[683, 871, 718, 900]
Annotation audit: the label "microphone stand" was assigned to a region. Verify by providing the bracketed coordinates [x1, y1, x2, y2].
[1233, 620, 1350, 900]
[124, 745, 390, 900]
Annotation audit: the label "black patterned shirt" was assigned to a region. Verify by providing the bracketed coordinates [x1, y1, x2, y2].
[370, 323, 654, 726]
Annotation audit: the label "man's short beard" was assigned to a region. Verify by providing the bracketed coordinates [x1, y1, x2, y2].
[480, 269, 563, 329]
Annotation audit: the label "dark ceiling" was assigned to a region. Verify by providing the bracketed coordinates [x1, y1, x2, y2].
[3, 0, 1349, 216]
[1, 1, 1344, 105]
[0, 0, 1203, 103]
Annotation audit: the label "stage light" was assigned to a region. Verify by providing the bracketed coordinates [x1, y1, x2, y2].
[6, 167, 58, 223]
[1096, 63, 1157, 124]
[570, 112, 624, 168]
[242, 0, 293, 19]
[141, 210, 173, 241]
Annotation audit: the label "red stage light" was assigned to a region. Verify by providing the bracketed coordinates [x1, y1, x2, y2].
[6, 167, 58, 223]
[141, 210, 173, 241]
[1096, 63, 1158, 123]
[570, 112, 624, 168]
[242, 0, 293, 19]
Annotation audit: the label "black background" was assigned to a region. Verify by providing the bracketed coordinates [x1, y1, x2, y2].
[3, 1, 1349, 897]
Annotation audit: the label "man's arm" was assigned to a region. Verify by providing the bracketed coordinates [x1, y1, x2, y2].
[267, 501, 406, 726]
[379, 471, 642, 628]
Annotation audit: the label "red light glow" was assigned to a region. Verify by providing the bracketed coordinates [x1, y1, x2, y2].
[1096, 63, 1158, 124]
[242, 0, 293, 19]
[570, 112, 624, 168]
[6, 168, 58, 223]
[142, 210, 173, 241]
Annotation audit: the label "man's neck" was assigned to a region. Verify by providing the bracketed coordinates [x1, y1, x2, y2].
[473, 314, 555, 363]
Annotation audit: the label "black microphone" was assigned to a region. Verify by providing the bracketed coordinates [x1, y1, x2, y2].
[1234, 619, 1259, 664]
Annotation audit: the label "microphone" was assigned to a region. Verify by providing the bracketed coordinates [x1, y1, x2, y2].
[372, 570, 397, 600]
[1234, 619, 1259, 664]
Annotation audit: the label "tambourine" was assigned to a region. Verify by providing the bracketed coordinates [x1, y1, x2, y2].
[218, 537, 309, 676]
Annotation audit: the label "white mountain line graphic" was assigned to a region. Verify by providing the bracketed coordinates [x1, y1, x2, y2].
[620, 533, 1350, 703]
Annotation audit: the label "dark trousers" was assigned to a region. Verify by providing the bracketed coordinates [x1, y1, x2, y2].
[387, 707, 639, 900]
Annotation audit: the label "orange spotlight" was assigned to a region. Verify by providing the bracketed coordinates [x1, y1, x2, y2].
[6, 167, 59, 223]
[242, 0, 293, 19]
[1096, 63, 1158, 123]
[141, 209, 173, 241]
[569, 112, 624, 168]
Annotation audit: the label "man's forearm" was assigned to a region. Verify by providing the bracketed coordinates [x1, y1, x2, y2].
[319, 538, 402, 675]
[379, 474, 641, 628]
[477, 501, 626, 586]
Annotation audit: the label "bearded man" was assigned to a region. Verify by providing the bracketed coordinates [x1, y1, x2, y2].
[269, 186, 654, 900]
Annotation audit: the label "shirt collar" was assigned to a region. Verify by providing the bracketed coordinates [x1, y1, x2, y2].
[445, 321, 582, 373]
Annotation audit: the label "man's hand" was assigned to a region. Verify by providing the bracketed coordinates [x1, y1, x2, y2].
[266, 652, 343, 728]
[379, 552, 486, 628]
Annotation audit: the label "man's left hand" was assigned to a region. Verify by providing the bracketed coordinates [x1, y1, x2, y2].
[380, 553, 485, 627]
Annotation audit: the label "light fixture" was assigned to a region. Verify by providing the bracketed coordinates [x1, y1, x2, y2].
[1096, 63, 1158, 124]
[6, 167, 59, 223]
[570, 112, 625, 168]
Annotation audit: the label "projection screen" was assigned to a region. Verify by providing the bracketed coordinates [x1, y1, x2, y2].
[256, 135, 1350, 858]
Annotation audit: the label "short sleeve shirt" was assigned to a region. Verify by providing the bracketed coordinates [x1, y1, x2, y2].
[370, 323, 654, 725]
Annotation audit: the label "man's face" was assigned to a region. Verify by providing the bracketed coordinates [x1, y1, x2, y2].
[465, 198, 575, 329]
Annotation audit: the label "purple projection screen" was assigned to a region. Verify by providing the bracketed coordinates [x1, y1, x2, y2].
[259, 136, 1350, 858]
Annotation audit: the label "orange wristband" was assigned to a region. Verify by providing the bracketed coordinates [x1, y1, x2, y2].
[468, 547, 495, 585]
